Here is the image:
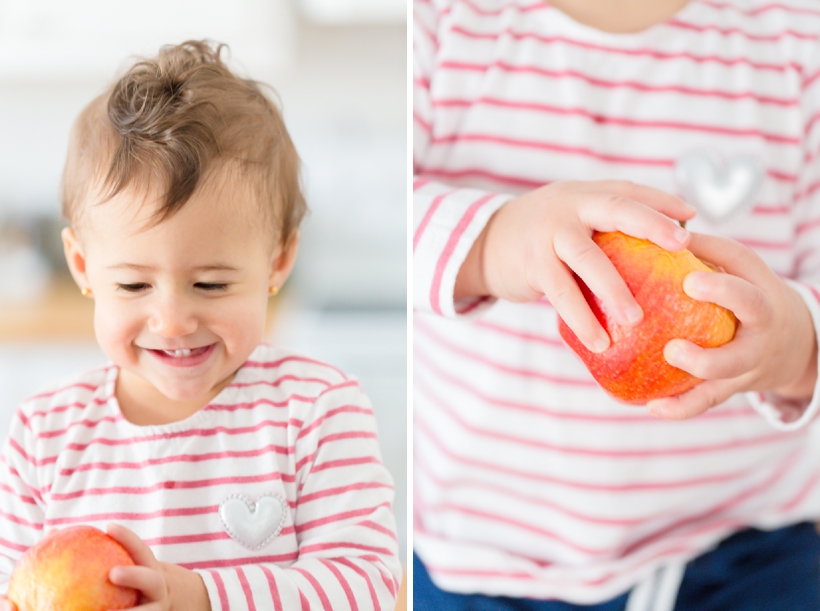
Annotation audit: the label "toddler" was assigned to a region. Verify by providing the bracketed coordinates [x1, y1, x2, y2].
[414, 0, 820, 609]
[0, 40, 400, 610]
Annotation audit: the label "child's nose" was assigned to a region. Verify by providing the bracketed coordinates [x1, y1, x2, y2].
[148, 297, 198, 337]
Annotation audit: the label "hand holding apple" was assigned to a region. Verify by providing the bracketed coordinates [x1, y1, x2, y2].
[105, 524, 210, 611]
[646, 233, 818, 419]
[7, 525, 138, 611]
[558, 231, 738, 404]
[454, 180, 697, 352]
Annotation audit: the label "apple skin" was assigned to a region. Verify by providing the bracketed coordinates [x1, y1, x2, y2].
[557, 231, 737, 404]
[8, 525, 139, 611]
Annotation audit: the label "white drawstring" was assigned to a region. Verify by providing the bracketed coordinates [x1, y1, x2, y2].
[625, 562, 685, 611]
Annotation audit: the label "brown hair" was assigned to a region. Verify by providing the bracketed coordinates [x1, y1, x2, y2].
[61, 40, 306, 246]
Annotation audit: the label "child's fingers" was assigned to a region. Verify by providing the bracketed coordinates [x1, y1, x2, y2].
[664, 338, 756, 381]
[539, 257, 610, 353]
[0, 597, 18, 611]
[109, 565, 164, 601]
[592, 180, 698, 221]
[553, 229, 644, 327]
[685, 233, 768, 280]
[106, 523, 158, 569]
[578, 192, 691, 252]
[682, 271, 769, 326]
[646, 378, 740, 419]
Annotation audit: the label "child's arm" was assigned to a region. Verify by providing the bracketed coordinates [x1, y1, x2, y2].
[645, 233, 819, 421]
[109, 382, 399, 611]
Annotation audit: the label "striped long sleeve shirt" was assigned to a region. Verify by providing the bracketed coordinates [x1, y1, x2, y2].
[413, 0, 820, 603]
[0, 343, 400, 611]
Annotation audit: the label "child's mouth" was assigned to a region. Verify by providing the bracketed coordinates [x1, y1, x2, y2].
[147, 344, 215, 367]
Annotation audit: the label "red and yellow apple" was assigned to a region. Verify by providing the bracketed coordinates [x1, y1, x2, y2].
[558, 231, 737, 404]
[8, 525, 138, 611]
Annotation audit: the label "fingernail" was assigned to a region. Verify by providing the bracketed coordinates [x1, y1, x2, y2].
[674, 227, 689, 244]
[683, 273, 705, 296]
[592, 336, 609, 353]
[665, 342, 686, 367]
[625, 305, 643, 325]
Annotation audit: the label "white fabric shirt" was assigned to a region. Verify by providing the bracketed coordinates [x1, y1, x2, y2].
[0, 343, 400, 611]
[413, 0, 820, 603]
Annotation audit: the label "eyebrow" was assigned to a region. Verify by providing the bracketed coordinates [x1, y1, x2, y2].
[107, 263, 240, 272]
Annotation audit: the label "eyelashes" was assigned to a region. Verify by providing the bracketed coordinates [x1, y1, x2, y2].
[116, 283, 230, 293]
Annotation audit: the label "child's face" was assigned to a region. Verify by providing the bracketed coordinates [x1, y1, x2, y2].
[62, 173, 296, 413]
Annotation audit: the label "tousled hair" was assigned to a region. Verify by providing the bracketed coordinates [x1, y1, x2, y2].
[61, 40, 306, 246]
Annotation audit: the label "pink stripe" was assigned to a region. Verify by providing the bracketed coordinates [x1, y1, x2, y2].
[666, 17, 820, 41]
[458, 0, 547, 17]
[24, 395, 114, 424]
[359, 519, 399, 541]
[226, 374, 332, 390]
[414, 189, 456, 252]
[297, 404, 374, 440]
[439, 60, 797, 106]
[417, 167, 546, 189]
[0, 509, 42, 530]
[243, 354, 347, 379]
[413, 111, 433, 136]
[433, 95, 798, 143]
[0, 536, 29, 553]
[336, 558, 381, 611]
[417, 374, 793, 458]
[182, 553, 299, 570]
[58, 444, 296, 476]
[0, 482, 36, 505]
[697, 0, 820, 17]
[451, 25, 801, 74]
[299, 591, 311, 611]
[360, 554, 399, 596]
[293, 568, 333, 611]
[321, 560, 359, 611]
[430, 194, 496, 314]
[473, 319, 564, 347]
[237, 567, 256, 611]
[47, 504, 218, 525]
[415, 345, 757, 422]
[416, 453, 642, 526]
[299, 482, 393, 505]
[49, 472, 286, 501]
[27, 380, 104, 401]
[415, 410, 767, 492]
[260, 566, 284, 611]
[299, 541, 395, 556]
[210, 571, 231, 611]
[416, 319, 597, 386]
[455, 296, 490, 315]
[309, 456, 380, 474]
[295, 503, 391, 534]
[413, 177, 431, 191]
[295, 431, 378, 474]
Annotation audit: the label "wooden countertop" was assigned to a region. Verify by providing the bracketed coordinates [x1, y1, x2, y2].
[0, 276, 281, 341]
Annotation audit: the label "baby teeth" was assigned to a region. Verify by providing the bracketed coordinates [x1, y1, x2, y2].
[163, 348, 192, 357]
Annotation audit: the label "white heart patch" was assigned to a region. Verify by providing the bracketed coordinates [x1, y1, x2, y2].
[219, 493, 286, 550]
[675, 151, 763, 223]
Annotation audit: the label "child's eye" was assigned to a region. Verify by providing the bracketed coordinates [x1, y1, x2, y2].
[195, 282, 229, 292]
[117, 283, 150, 292]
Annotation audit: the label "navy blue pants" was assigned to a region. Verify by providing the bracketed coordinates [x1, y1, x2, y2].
[414, 522, 820, 611]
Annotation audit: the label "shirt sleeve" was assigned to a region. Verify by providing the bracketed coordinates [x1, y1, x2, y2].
[194, 382, 401, 611]
[746, 50, 820, 431]
[0, 405, 47, 594]
[413, 0, 513, 318]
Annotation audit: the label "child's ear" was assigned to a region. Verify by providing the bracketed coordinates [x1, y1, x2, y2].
[269, 231, 299, 290]
[61, 227, 90, 291]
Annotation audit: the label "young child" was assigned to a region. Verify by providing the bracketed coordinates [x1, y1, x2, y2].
[414, 0, 820, 608]
[0, 41, 400, 610]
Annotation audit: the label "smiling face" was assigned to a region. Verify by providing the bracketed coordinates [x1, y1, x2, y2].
[62, 169, 297, 424]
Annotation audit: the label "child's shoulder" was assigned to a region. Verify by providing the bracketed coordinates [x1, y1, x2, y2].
[237, 343, 355, 390]
[15, 362, 114, 427]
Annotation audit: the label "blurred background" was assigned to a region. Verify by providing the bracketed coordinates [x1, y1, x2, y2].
[0, 0, 407, 559]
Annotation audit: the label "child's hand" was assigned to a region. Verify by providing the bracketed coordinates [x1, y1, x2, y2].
[0, 596, 16, 611]
[106, 523, 210, 611]
[454, 180, 696, 352]
[647, 233, 818, 420]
